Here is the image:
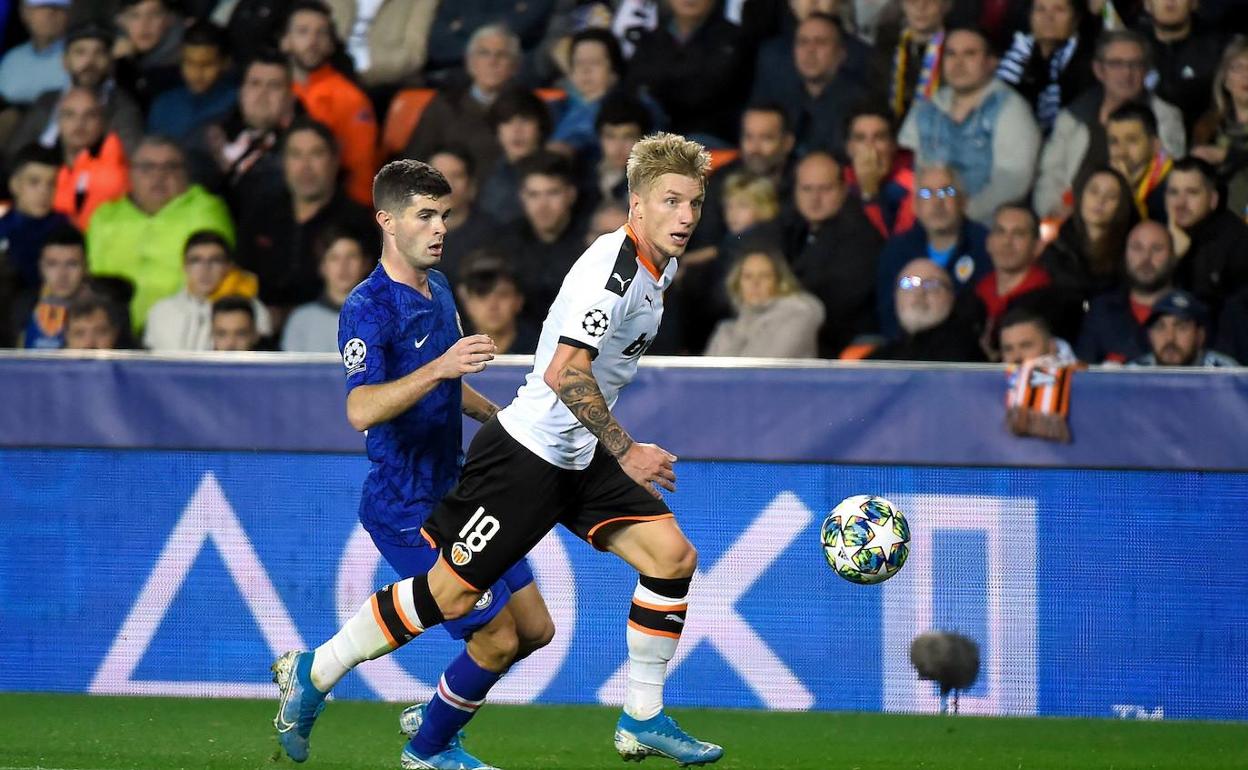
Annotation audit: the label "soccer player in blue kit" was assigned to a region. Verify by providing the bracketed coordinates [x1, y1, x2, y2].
[272, 160, 554, 770]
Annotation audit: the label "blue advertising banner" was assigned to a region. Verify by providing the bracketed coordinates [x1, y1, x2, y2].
[3, 448, 1246, 720]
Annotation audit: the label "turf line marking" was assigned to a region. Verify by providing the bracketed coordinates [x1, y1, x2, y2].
[0, 765, 116, 770]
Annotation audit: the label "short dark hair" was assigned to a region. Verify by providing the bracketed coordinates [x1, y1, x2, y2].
[999, 306, 1052, 337]
[67, 294, 122, 331]
[1106, 102, 1158, 137]
[184, 230, 233, 260]
[283, 116, 338, 156]
[462, 266, 521, 298]
[9, 144, 62, 177]
[844, 103, 896, 144]
[42, 224, 86, 254]
[429, 144, 476, 181]
[945, 26, 998, 57]
[313, 224, 367, 264]
[993, 203, 1040, 240]
[211, 295, 256, 323]
[373, 159, 452, 213]
[285, 0, 333, 32]
[183, 20, 229, 54]
[487, 86, 553, 138]
[596, 91, 652, 135]
[801, 11, 844, 36]
[569, 28, 625, 78]
[1169, 156, 1219, 191]
[516, 150, 576, 187]
[743, 102, 792, 136]
[245, 48, 290, 78]
[1095, 29, 1150, 66]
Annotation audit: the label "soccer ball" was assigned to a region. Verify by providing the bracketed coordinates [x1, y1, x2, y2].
[821, 495, 910, 585]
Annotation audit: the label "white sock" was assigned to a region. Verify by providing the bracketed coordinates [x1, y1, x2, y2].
[624, 579, 689, 720]
[310, 577, 426, 692]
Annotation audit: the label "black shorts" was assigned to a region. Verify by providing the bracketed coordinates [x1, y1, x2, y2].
[422, 417, 671, 591]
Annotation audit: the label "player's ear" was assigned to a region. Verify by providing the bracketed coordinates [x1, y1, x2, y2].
[628, 191, 642, 220]
[375, 208, 393, 236]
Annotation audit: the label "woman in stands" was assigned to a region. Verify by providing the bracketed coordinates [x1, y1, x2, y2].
[1041, 167, 1139, 301]
[1192, 36, 1248, 219]
[705, 248, 824, 358]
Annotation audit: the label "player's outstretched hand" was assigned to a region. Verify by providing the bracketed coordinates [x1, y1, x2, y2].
[620, 442, 677, 499]
[437, 334, 497, 378]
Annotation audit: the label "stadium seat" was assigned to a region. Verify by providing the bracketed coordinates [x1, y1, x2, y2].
[381, 88, 437, 159]
[708, 148, 740, 174]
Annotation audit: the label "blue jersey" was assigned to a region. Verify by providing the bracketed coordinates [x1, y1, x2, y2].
[338, 264, 463, 546]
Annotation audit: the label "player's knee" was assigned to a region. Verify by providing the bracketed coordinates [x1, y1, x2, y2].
[440, 591, 482, 621]
[524, 616, 556, 651]
[651, 539, 697, 579]
[471, 622, 521, 670]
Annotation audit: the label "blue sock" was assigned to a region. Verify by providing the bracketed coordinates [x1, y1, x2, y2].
[409, 650, 502, 756]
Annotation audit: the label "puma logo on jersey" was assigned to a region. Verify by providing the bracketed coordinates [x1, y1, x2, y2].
[644, 295, 654, 307]
[664, 614, 685, 625]
[414, 334, 430, 349]
[612, 272, 633, 291]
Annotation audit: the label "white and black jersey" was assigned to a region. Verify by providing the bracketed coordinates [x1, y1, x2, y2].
[497, 225, 675, 470]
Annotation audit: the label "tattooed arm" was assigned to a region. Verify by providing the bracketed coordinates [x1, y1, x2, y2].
[461, 381, 500, 423]
[544, 343, 675, 496]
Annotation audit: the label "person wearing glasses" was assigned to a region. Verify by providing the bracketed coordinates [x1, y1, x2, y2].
[868, 256, 984, 361]
[1033, 29, 1186, 220]
[875, 164, 990, 339]
[86, 136, 234, 334]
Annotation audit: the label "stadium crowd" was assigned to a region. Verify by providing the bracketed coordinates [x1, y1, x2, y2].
[0, 0, 1245, 368]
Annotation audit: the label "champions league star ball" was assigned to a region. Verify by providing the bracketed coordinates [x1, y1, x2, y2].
[821, 495, 910, 585]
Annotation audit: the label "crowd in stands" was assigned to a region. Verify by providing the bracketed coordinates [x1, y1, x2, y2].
[0, 0, 1245, 369]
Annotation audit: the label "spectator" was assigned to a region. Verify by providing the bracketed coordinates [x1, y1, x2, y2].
[549, 28, 626, 156]
[64, 293, 124, 350]
[6, 20, 144, 163]
[404, 23, 521, 177]
[428, 146, 495, 289]
[210, 295, 262, 351]
[689, 103, 796, 254]
[324, 0, 438, 88]
[843, 105, 916, 238]
[1130, 288, 1238, 366]
[1191, 37, 1248, 219]
[1164, 157, 1248, 310]
[868, 256, 985, 361]
[11, 225, 88, 348]
[721, 172, 784, 266]
[782, 151, 885, 356]
[50, 87, 129, 231]
[236, 118, 377, 312]
[586, 91, 651, 207]
[750, 0, 880, 98]
[1106, 103, 1170, 221]
[423, 0, 554, 76]
[999, 306, 1070, 365]
[218, 0, 303, 67]
[88, 136, 234, 332]
[705, 247, 824, 358]
[625, 0, 750, 145]
[1041, 166, 1139, 300]
[975, 204, 1051, 334]
[113, 0, 184, 109]
[1213, 287, 1248, 364]
[1143, 0, 1224, 134]
[995, 0, 1097, 134]
[1033, 29, 1186, 219]
[147, 21, 238, 141]
[477, 87, 553, 227]
[1077, 219, 1176, 363]
[876, 165, 991, 338]
[281, 0, 377, 206]
[492, 151, 585, 324]
[876, 0, 952, 122]
[751, 12, 866, 156]
[457, 263, 540, 355]
[0, 145, 70, 292]
[144, 230, 272, 351]
[585, 199, 629, 246]
[899, 28, 1042, 225]
[0, 0, 70, 107]
[194, 51, 297, 214]
[281, 228, 370, 352]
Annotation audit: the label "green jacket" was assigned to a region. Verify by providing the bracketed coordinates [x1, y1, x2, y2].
[87, 185, 234, 332]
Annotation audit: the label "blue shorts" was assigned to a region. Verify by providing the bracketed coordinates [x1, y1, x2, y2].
[371, 533, 534, 641]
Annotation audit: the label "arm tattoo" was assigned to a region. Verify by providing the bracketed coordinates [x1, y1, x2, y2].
[556, 364, 634, 458]
[462, 400, 498, 423]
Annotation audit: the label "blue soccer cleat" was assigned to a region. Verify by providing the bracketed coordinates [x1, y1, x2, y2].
[614, 711, 724, 767]
[271, 650, 327, 762]
[400, 741, 502, 770]
[398, 702, 468, 748]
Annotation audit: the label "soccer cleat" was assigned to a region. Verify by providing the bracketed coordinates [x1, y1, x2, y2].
[398, 702, 468, 749]
[614, 711, 724, 767]
[271, 650, 327, 763]
[400, 742, 502, 770]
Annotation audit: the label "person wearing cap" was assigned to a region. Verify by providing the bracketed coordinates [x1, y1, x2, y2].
[1130, 289, 1239, 367]
[5, 19, 144, 164]
[0, 0, 71, 106]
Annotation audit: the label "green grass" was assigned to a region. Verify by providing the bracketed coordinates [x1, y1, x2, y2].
[0, 693, 1243, 770]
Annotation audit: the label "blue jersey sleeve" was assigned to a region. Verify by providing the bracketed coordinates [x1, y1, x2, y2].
[338, 295, 390, 392]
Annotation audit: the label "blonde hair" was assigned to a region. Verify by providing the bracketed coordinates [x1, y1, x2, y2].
[722, 172, 780, 221]
[1212, 36, 1248, 125]
[626, 132, 711, 195]
[725, 249, 802, 305]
